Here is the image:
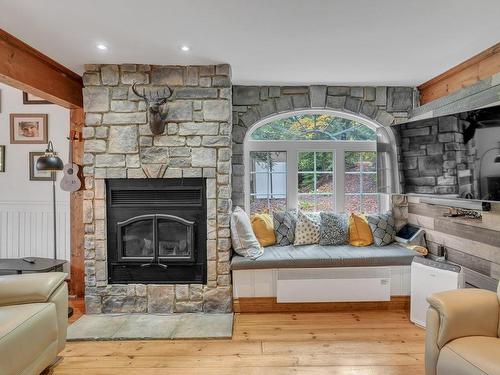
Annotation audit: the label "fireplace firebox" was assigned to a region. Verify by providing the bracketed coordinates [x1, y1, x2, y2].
[106, 178, 207, 284]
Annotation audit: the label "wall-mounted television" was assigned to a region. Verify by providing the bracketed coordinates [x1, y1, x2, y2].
[377, 104, 500, 203]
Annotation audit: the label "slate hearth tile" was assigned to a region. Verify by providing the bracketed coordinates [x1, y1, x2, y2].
[67, 314, 129, 340]
[113, 314, 181, 339]
[172, 313, 233, 339]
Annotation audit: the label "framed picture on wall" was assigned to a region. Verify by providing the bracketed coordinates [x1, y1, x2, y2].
[10, 114, 48, 144]
[0, 146, 5, 172]
[23, 92, 53, 105]
[29, 152, 54, 181]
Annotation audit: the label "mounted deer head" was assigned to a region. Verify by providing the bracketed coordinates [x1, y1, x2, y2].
[132, 82, 173, 135]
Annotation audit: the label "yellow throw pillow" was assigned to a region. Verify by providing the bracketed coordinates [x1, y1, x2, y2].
[251, 213, 276, 247]
[349, 213, 374, 247]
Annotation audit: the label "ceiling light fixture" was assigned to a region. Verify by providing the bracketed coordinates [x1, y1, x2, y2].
[96, 43, 108, 51]
[180, 45, 190, 52]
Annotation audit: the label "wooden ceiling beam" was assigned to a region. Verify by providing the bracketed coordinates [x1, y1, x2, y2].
[0, 29, 83, 108]
[418, 42, 500, 105]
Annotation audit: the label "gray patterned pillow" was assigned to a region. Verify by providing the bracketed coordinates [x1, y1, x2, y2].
[273, 210, 297, 246]
[367, 213, 396, 246]
[294, 211, 321, 245]
[319, 213, 348, 245]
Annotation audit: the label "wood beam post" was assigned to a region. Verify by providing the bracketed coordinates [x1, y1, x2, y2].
[0, 29, 85, 296]
[69, 108, 85, 298]
[418, 43, 500, 105]
[0, 29, 83, 108]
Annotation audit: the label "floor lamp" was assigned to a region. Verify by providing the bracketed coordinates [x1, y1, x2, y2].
[36, 141, 73, 317]
[36, 141, 64, 260]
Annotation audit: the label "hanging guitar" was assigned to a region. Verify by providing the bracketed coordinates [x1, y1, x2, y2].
[60, 130, 83, 192]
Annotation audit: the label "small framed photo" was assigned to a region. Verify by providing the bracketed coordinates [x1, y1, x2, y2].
[29, 152, 55, 181]
[0, 146, 5, 172]
[10, 114, 48, 144]
[23, 92, 52, 105]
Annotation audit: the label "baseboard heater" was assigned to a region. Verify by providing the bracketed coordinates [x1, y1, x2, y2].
[276, 267, 391, 303]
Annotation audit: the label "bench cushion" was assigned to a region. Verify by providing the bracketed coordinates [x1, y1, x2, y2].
[231, 243, 420, 270]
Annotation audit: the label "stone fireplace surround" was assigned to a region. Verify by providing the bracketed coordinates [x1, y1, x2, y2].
[82, 64, 232, 314]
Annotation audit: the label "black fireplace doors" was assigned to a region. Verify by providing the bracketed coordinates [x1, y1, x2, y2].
[106, 178, 207, 284]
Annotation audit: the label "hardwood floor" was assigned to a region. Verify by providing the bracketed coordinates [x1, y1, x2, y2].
[48, 304, 425, 374]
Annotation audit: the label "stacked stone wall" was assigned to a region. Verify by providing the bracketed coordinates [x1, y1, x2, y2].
[82, 64, 232, 313]
[398, 115, 475, 195]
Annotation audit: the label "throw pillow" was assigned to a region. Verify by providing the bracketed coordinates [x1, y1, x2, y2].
[294, 211, 321, 245]
[251, 213, 276, 247]
[367, 213, 396, 246]
[273, 210, 297, 246]
[319, 212, 348, 245]
[348, 213, 374, 247]
[230, 207, 263, 258]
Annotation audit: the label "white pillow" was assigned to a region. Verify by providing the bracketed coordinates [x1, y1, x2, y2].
[294, 211, 321, 245]
[230, 207, 263, 258]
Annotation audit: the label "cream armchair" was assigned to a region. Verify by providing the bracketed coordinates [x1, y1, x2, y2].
[425, 285, 500, 375]
[0, 272, 68, 375]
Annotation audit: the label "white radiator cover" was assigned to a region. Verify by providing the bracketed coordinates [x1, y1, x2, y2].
[233, 266, 411, 300]
[277, 267, 391, 302]
[0, 201, 71, 264]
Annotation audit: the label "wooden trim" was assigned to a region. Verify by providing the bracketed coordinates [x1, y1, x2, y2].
[0, 29, 83, 108]
[233, 297, 410, 313]
[418, 43, 500, 104]
[69, 108, 85, 298]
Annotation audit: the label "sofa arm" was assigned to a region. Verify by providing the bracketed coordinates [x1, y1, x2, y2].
[0, 272, 67, 307]
[427, 288, 499, 348]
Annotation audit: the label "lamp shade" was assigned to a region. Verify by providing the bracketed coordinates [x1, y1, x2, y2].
[36, 141, 64, 171]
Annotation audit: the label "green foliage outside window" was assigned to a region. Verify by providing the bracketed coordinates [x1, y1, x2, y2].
[251, 114, 376, 141]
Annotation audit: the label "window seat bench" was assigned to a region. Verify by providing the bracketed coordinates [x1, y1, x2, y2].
[231, 243, 421, 312]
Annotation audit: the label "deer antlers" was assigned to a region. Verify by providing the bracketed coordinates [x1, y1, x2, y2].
[131, 82, 173, 135]
[131, 82, 171, 106]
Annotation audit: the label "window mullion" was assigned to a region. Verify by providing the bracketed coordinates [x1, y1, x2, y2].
[335, 149, 344, 214]
[288, 147, 297, 211]
[313, 152, 317, 211]
[359, 154, 363, 212]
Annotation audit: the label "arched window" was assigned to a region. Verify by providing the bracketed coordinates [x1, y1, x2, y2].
[245, 110, 382, 215]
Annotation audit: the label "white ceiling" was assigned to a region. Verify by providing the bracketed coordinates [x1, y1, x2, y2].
[1, 0, 499, 86]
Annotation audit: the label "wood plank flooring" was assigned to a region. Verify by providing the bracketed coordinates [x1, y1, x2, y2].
[47, 307, 425, 374]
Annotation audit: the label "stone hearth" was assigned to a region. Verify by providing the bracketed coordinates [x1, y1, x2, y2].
[82, 64, 232, 314]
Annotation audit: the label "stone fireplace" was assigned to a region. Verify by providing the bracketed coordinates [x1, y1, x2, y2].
[82, 64, 232, 314]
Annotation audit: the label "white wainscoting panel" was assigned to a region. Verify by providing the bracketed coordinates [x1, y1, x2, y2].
[0, 201, 71, 265]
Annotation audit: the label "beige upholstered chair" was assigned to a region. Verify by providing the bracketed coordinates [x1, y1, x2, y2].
[425, 284, 500, 375]
[0, 272, 68, 375]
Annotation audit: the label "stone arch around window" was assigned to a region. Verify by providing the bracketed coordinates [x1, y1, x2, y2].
[231, 85, 415, 207]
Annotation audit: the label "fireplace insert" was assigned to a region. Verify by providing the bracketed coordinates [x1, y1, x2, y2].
[106, 178, 207, 284]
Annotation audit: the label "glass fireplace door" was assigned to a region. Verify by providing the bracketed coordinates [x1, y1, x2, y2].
[117, 214, 195, 263]
[157, 214, 195, 262]
[118, 215, 155, 260]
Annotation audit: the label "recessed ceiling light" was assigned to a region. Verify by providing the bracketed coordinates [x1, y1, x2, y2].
[96, 43, 108, 51]
[180, 45, 190, 52]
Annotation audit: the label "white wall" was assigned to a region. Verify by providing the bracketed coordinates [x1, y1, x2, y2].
[0, 83, 71, 262]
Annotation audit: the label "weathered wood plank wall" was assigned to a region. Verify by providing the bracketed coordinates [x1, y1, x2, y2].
[404, 196, 500, 290]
